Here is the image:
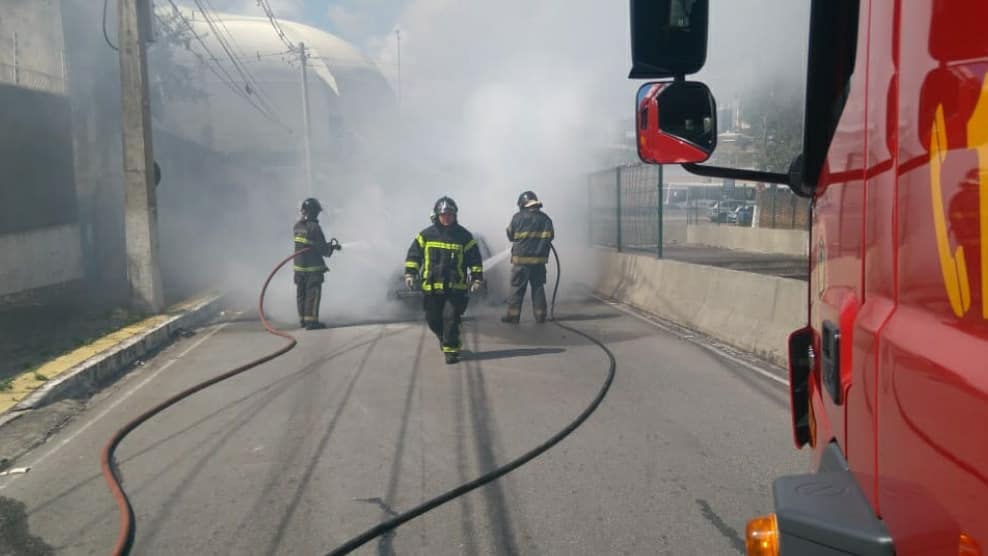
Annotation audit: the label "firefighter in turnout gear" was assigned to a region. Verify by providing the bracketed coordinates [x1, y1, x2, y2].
[293, 198, 340, 330]
[503, 191, 554, 323]
[404, 196, 484, 364]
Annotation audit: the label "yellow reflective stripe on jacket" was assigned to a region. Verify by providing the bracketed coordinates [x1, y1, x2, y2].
[421, 282, 468, 292]
[423, 240, 431, 285]
[415, 234, 425, 248]
[424, 241, 464, 251]
[464, 239, 477, 251]
[511, 256, 548, 264]
[512, 231, 553, 240]
[294, 236, 313, 245]
[405, 261, 420, 269]
[294, 265, 326, 272]
[469, 266, 483, 273]
[424, 241, 465, 284]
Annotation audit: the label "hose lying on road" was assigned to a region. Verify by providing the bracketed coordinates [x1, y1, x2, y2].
[101, 243, 614, 556]
[100, 248, 309, 556]
[325, 243, 616, 555]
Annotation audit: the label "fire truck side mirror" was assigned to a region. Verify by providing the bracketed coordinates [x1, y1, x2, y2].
[629, 0, 709, 79]
[636, 80, 717, 165]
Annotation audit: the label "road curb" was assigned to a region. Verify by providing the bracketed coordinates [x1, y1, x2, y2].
[3, 293, 223, 417]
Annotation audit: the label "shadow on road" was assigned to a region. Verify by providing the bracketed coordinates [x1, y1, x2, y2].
[463, 347, 565, 361]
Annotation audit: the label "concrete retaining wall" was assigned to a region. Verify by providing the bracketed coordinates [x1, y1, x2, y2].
[0, 224, 83, 299]
[594, 249, 806, 367]
[686, 224, 808, 256]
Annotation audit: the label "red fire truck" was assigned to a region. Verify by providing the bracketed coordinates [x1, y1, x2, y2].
[630, 1, 988, 554]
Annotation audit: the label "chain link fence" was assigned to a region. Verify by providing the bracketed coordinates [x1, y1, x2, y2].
[589, 163, 811, 254]
[589, 164, 666, 253]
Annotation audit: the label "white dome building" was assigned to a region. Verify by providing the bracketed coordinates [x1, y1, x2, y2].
[152, 7, 396, 191]
[149, 8, 397, 296]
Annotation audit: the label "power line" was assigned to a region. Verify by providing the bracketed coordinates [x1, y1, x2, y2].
[193, 0, 283, 117]
[103, 0, 119, 51]
[160, 0, 291, 130]
[155, 13, 254, 107]
[190, 0, 283, 120]
[162, 1, 249, 97]
[256, 0, 296, 52]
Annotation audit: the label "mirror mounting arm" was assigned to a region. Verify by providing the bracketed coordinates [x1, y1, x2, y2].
[681, 163, 790, 186]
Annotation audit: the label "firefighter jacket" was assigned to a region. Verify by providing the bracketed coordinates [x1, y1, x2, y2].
[293, 218, 331, 273]
[405, 223, 483, 293]
[506, 208, 554, 265]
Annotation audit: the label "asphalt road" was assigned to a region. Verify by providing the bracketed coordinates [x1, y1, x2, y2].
[0, 300, 803, 555]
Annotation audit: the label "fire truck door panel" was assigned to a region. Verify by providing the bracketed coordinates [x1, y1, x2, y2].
[811, 0, 870, 475]
[879, 0, 988, 551]
[848, 0, 899, 516]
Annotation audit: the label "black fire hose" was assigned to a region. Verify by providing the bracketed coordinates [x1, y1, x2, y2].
[100, 242, 612, 556]
[549, 243, 561, 321]
[325, 242, 615, 555]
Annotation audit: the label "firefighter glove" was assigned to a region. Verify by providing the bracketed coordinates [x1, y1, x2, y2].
[405, 275, 416, 290]
[470, 280, 483, 293]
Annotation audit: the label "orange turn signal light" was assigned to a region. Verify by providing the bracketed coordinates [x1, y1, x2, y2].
[745, 513, 779, 556]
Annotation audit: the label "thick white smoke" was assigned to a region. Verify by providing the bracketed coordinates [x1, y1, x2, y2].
[351, 0, 637, 313]
[147, 0, 809, 323]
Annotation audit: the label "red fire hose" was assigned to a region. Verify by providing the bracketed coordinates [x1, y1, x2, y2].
[100, 248, 307, 556]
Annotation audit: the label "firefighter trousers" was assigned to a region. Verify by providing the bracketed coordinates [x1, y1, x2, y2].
[423, 292, 469, 354]
[295, 271, 324, 324]
[506, 264, 547, 322]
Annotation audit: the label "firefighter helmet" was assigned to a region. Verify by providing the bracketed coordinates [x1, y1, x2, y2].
[517, 190, 542, 209]
[301, 197, 322, 216]
[432, 196, 458, 222]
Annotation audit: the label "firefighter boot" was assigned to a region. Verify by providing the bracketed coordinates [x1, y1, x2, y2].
[444, 352, 460, 364]
[501, 307, 521, 324]
[306, 321, 327, 330]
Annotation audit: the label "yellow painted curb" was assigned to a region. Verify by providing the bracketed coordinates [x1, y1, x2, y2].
[168, 290, 219, 313]
[0, 291, 218, 415]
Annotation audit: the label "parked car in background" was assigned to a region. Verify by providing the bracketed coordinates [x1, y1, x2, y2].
[708, 200, 746, 223]
[733, 204, 754, 226]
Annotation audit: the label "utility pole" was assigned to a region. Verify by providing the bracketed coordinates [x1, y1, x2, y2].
[299, 42, 314, 196]
[395, 29, 401, 186]
[60, 49, 67, 93]
[657, 164, 664, 259]
[118, 0, 164, 313]
[12, 32, 18, 85]
[396, 29, 402, 114]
